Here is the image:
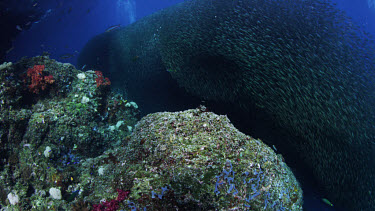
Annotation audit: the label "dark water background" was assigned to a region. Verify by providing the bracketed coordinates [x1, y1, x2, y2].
[4, 0, 375, 210]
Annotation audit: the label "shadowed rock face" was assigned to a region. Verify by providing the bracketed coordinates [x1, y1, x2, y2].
[78, 0, 375, 209]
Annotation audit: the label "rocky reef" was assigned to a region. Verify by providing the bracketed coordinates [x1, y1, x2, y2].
[118, 107, 303, 210]
[0, 57, 139, 210]
[0, 57, 302, 210]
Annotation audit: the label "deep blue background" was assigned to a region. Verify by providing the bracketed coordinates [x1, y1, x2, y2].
[6, 0, 184, 65]
[5, 1, 375, 210]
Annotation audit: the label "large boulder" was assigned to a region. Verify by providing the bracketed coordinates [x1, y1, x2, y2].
[81, 108, 303, 210]
[78, 0, 375, 209]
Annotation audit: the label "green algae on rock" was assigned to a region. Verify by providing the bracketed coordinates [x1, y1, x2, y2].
[0, 57, 139, 210]
[116, 107, 302, 210]
[0, 57, 302, 210]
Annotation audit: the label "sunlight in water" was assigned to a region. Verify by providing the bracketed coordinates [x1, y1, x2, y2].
[117, 0, 136, 24]
[369, 0, 375, 8]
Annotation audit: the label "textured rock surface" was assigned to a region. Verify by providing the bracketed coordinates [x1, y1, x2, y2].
[110, 108, 303, 210]
[0, 57, 139, 210]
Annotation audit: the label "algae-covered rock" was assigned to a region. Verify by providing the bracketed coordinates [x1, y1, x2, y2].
[128, 108, 302, 210]
[0, 56, 139, 210]
[82, 107, 302, 210]
[0, 56, 302, 210]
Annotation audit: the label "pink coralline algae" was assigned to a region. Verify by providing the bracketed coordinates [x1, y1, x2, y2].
[93, 189, 130, 211]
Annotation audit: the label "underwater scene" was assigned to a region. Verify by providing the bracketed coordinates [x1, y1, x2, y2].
[1, 0, 375, 210]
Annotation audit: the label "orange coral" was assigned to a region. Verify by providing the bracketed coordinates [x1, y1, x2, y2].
[26, 65, 54, 94]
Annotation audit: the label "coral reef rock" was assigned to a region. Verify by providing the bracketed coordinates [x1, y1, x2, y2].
[113, 108, 303, 210]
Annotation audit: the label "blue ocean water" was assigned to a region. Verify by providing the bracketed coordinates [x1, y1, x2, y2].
[5, 0, 184, 65]
[5, 0, 375, 67]
[2, 0, 375, 210]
